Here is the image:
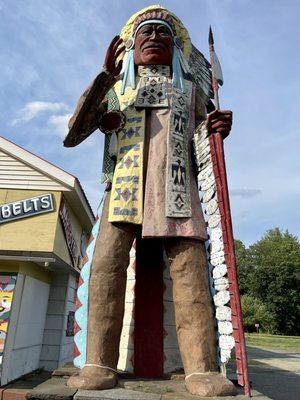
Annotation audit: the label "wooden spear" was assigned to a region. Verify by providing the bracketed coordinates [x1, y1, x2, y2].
[208, 26, 251, 397]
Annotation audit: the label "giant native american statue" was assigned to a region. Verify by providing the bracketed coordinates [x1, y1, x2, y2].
[64, 5, 249, 398]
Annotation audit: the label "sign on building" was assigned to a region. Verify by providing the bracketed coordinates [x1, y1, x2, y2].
[0, 194, 54, 224]
[59, 198, 78, 267]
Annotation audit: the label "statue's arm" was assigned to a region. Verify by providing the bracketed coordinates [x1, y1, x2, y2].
[64, 35, 125, 147]
[63, 70, 116, 147]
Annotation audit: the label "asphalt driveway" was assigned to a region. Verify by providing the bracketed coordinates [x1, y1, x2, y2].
[228, 346, 300, 400]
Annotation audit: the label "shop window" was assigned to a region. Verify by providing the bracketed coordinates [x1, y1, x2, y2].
[66, 311, 75, 337]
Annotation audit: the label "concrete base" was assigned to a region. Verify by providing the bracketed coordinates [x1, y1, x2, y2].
[26, 377, 76, 400]
[73, 378, 268, 400]
[23, 364, 272, 400]
[0, 370, 51, 400]
[75, 389, 160, 400]
[22, 373, 272, 400]
[74, 382, 268, 400]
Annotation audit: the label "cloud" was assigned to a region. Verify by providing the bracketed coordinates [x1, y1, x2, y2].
[12, 101, 69, 125]
[48, 113, 72, 138]
[230, 189, 261, 198]
[233, 210, 249, 222]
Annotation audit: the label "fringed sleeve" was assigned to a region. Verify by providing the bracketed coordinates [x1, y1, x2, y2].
[63, 69, 117, 147]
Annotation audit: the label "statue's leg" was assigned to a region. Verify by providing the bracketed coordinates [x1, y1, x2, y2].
[164, 238, 237, 397]
[68, 194, 136, 390]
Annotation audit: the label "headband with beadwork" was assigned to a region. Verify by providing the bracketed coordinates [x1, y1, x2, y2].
[132, 10, 176, 35]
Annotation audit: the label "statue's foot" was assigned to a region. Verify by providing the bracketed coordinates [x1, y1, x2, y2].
[185, 372, 237, 397]
[67, 366, 117, 390]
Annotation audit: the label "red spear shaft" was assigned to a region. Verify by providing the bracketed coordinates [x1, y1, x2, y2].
[208, 26, 251, 397]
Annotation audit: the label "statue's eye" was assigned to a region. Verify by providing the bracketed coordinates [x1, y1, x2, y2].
[157, 26, 171, 36]
[140, 28, 152, 36]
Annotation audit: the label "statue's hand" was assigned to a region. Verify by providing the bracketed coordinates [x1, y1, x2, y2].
[207, 110, 233, 139]
[103, 35, 125, 77]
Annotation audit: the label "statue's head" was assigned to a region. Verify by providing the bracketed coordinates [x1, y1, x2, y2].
[120, 5, 192, 94]
[134, 23, 173, 66]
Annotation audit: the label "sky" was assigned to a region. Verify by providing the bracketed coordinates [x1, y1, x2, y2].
[0, 0, 299, 246]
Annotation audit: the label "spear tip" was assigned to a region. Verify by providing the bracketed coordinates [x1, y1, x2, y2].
[208, 25, 214, 45]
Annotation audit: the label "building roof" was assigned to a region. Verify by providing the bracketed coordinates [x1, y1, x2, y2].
[0, 136, 95, 231]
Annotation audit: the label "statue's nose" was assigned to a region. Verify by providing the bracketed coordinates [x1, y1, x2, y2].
[149, 29, 159, 40]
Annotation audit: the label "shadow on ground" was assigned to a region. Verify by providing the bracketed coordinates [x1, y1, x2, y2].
[227, 346, 300, 400]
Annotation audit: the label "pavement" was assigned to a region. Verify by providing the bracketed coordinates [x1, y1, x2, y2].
[241, 346, 300, 400]
[0, 346, 299, 400]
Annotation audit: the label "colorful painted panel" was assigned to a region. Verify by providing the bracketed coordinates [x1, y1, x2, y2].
[0, 275, 17, 364]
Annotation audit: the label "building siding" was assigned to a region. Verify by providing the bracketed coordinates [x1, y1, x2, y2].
[40, 272, 77, 371]
[1, 274, 50, 385]
[0, 150, 67, 191]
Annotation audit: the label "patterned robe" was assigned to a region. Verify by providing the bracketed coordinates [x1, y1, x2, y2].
[64, 63, 210, 240]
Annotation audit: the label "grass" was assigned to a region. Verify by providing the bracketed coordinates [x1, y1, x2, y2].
[245, 333, 300, 352]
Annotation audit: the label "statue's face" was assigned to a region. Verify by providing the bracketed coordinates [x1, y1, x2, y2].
[134, 23, 173, 65]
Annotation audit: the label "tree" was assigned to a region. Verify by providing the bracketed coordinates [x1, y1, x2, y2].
[235, 239, 252, 295]
[237, 229, 300, 335]
[241, 295, 275, 333]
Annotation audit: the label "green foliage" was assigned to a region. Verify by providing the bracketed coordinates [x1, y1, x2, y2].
[235, 239, 251, 294]
[241, 295, 275, 333]
[235, 228, 300, 336]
